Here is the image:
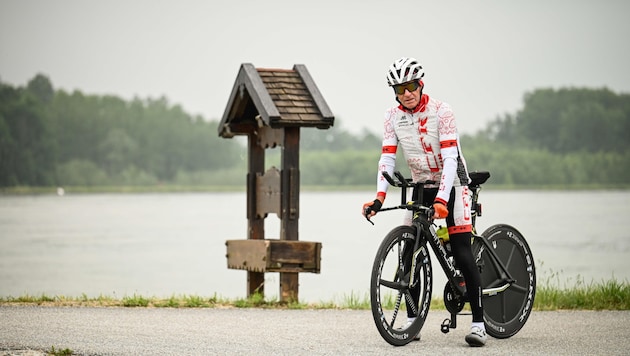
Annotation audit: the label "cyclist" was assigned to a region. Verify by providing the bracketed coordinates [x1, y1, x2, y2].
[362, 57, 487, 347]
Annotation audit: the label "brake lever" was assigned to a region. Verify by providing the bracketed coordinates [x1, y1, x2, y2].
[364, 207, 375, 225]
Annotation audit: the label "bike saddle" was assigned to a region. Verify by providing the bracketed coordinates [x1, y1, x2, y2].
[469, 171, 490, 186]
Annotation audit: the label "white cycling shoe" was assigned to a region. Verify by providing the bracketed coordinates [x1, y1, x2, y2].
[465, 326, 487, 347]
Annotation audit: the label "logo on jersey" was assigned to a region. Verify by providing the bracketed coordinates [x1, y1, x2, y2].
[397, 115, 412, 127]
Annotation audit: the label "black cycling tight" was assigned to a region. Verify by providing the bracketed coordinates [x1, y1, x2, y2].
[449, 231, 484, 322]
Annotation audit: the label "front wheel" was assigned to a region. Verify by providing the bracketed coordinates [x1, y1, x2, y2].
[370, 225, 432, 346]
[473, 224, 536, 339]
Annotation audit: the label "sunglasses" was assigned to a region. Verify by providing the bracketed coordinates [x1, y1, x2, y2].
[393, 81, 420, 95]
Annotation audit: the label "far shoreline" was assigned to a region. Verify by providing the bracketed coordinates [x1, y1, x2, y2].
[2, 183, 629, 195]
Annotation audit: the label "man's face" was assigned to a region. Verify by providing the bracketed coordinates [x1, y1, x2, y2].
[393, 81, 422, 110]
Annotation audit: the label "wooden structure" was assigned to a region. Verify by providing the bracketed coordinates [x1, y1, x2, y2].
[219, 63, 334, 302]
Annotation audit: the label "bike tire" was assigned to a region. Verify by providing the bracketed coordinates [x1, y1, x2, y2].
[474, 224, 536, 339]
[370, 225, 432, 346]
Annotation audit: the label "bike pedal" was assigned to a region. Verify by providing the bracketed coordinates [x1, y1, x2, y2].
[440, 319, 451, 334]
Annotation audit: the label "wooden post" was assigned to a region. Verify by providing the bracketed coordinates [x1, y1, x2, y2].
[220, 64, 332, 304]
[280, 126, 300, 302]
[246, 132, 265, 297]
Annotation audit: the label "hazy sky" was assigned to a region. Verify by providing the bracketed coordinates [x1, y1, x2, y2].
[1, 0, 629, 135]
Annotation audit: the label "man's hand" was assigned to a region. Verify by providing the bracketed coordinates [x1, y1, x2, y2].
[432, 202, 448, 219]
[362, 198, 383, 218]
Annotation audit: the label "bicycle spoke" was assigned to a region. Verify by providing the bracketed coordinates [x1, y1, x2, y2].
[504, 243, 516, 268]
[498, 294, 508, 323]
[390, 291, 403, 326]
[403, 290, 418, 316]
[379, 279, 404, 290]
[396, 240, 405, 281]
[507, 282, 529, 294]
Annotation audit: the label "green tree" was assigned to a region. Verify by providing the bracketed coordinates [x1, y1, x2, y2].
[99, 128, 139, 177]
[0, 80, 55, 186]
[26, 74, 54, 103]
[57, 159, 108, 186]
[513, 87, 630, 154]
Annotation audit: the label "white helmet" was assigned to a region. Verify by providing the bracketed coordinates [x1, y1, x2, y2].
[386, 57, 425, 86]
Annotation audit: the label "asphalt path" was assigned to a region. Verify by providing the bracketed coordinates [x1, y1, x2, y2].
[1, 306, 629, 355]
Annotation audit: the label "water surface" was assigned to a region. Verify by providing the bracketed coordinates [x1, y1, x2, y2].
[1, 190, 628, 302]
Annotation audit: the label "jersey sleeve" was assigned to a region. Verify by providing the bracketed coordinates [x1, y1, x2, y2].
[377, 109, 398, 198]
[435, 102, 459, 205]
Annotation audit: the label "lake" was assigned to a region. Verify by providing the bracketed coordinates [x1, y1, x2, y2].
[1, 190, 629, 303]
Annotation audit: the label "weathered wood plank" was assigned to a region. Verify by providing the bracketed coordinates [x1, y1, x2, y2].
[226, 239, 321, 273]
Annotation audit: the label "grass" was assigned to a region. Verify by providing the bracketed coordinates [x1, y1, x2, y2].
[534, 271, 630, 310]
[1, 276, 629, 310]
[48, 346, 74, 355]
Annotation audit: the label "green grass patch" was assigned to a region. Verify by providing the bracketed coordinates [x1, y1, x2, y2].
[534, 272, 630, 310]
[1, 276, 628, 310]
[122, 294, 150, 307]
[48, 346, 74, 355]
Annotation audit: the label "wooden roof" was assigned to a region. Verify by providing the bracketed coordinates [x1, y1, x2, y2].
[218, 63, 334, 137]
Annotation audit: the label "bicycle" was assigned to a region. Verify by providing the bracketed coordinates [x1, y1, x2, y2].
[364, 171, 536, 346]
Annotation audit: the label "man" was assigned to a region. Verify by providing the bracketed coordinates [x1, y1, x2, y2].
[362, 57, 487, 347]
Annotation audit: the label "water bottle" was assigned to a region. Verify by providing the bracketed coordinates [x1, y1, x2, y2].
[437, 226, 452, 255]
[436, 226, 449, 242]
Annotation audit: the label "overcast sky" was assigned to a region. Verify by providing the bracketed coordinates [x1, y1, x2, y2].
[1, 0, 629, 135]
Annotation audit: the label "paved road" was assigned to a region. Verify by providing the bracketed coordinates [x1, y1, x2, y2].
[1, 306, 629, 355]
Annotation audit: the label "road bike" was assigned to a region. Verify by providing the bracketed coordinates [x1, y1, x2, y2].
[364, 171, 536, 346]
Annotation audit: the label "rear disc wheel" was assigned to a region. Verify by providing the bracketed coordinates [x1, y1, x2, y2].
[474, 224, 536, 339]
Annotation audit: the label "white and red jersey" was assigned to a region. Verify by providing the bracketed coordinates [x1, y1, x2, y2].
[376, 94, 470, 206]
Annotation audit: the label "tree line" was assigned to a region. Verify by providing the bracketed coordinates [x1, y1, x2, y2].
[461, 87, 630, 186]
[1, 74, 628, 189]
[1, 74, 242, 187]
